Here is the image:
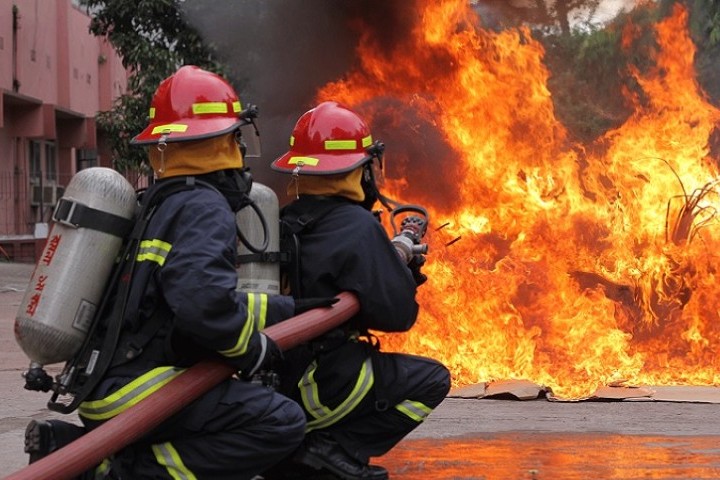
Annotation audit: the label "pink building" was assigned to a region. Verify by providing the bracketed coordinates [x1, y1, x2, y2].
[0, 0, 128, 261]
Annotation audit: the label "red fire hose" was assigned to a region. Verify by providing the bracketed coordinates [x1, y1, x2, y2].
[3, 291, 359, 480]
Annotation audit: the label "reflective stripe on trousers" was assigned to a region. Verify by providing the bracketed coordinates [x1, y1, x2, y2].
[394, 399, 432, 422]
[299, 356, 434, 431]
[79, 367, 193, 478]
[152, 442, 198, 480]
[300, 357, 374, 432]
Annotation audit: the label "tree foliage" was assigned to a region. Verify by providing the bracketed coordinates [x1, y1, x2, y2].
[543, 25, 630, 141]
[542, 0, 720, 142]
[688, 0, 720, 45]
[80, 0, 226, 172]
[476, 0, 602, 35]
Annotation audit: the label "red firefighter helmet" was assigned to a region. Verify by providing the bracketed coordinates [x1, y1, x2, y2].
[131, 65, 244, 145]
[272, 101, 375, 175]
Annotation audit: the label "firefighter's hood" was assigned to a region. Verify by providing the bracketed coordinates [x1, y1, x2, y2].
[148, 134, 243, 179]
[287, 167, 364, 203]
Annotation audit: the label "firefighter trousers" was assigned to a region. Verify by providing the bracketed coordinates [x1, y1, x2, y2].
[287, 342, 451, 464]
[329, 351, 451, 463]
[83, 376, 306, 480]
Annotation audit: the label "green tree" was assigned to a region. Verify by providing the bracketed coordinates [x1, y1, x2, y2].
[542, 2, 679, 141]
[80, 0, 226, 172]
[543, 25, 629, 142]
[688, 0, 720, 104]
[475, 0, 602, 35]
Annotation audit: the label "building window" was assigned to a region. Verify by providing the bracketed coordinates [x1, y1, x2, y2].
[29, 140, 41, 183]
[77, 149, 98, 171]
[28, 140, 57, 183]
[28, 140, 61, 209]
[45, 143, 57, 182]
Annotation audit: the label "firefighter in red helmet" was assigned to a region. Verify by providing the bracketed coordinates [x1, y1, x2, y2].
[267, 101, 451, 480]
[23, 65, 334, 479]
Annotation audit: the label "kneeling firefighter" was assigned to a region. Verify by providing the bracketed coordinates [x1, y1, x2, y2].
[23, 65, 331, 479]
[266, 101, 452, 480]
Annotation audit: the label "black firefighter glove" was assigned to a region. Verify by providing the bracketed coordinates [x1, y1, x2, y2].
[241, 333, 283, 384]
[294, 297, 340, 315]
[408, 254, 428, 286]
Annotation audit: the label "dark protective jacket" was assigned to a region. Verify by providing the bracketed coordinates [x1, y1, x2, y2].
[283, 195, 419, 333]
[279, 195, 450, 464]
[79, 179, 295, 423]
[278, 196, 420, 426]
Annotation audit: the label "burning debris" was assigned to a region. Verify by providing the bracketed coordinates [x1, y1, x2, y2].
[445, 236, 462, 247]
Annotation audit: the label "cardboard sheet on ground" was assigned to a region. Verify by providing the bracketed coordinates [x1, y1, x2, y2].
[449, 380, 720, 403]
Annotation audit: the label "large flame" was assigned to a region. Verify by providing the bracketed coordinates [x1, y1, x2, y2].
[317, 1, 720, 399]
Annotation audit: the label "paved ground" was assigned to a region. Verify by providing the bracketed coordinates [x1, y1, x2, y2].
[2, 262, 720, 479]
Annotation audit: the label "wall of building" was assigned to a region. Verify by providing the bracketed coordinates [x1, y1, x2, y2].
[0, 0, 128, 260]
[0, 1, 12, 92]
[10, 0, 60, 105]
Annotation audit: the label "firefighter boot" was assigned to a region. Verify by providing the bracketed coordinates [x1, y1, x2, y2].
[293, 431, 389, 480]
[24, 419, 86, 464]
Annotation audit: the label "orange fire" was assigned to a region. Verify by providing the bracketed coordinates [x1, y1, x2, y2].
[317, 2, 720, 399]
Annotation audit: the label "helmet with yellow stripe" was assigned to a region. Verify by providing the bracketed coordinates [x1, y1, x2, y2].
[272, 101, 378, 175]
[131, 65, 245, 145]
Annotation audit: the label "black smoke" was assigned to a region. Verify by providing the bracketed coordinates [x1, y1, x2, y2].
[181, 0, 457, 206]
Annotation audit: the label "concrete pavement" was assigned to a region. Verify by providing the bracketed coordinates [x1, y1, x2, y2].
[0, 262, 71, 476]
[2, 261, 720, 478]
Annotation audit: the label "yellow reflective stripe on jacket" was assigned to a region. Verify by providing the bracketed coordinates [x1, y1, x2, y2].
[218, 292, 267, 357]
[137, 239, 172, 266]
[78, 367, 185, 421]
[152, 442, 197, 480]
[301, 357, 374, 432]
[254, 293, 268, 330]
[395, 399, 432, 423]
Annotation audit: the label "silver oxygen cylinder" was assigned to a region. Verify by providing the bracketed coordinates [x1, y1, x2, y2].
[235, 182, 280, 295]
[14, 167, 137, 368]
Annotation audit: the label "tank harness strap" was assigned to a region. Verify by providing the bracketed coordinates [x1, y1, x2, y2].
[110, 177, 220, 368]
[279, 196, 347, 298]
[111, 310, 169, 366]
[281, 196, 349, 236]
[48, 177, 216, 414]
[236, 251, 288, 265]
[52, 198, 134, 238]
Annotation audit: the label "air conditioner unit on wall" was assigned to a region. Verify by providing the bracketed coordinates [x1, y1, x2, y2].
[30, 184, 62, 207]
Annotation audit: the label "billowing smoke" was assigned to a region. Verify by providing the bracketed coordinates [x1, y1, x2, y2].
[181, 1, 426, 197]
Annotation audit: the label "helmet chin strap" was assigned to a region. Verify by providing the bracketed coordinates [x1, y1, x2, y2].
[290, 162, 305, 199]
[360, 141, 390, 211]
[155, 134, 169, 177]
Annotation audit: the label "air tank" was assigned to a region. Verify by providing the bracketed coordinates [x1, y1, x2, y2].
[236, 182, 281, 295]
[14, 167, 137, 368]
